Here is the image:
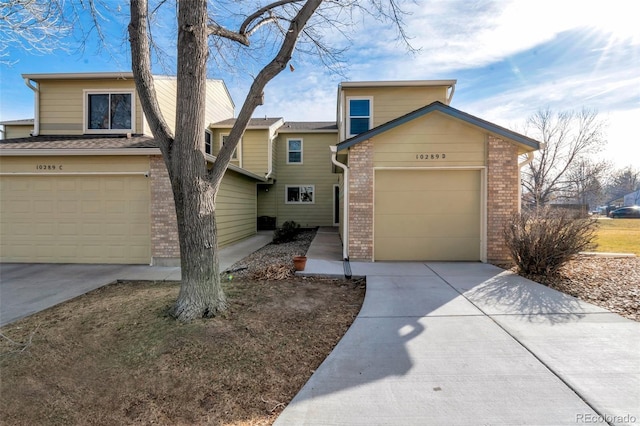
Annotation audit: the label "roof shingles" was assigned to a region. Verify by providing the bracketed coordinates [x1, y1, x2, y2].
[0, 134, 157, 150]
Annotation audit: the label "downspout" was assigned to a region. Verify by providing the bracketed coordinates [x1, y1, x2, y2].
[330, 145, 349, 261]
[518, 152, 535, 212]
[24, 78, 40, 136]
[446, 83, 456, 105]
[265, 136, 274, 179]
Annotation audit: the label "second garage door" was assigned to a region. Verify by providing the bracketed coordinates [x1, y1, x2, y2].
[0, 174, 151, 264]
[374, 169, 482, 261]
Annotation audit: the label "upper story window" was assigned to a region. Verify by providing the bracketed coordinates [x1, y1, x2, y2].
[347, 97, 372, 137]
[221, 134, 240, 161]
[205, 131, 212, 155]
[85, 91, 135, 133]
[287, 138, 303, 164]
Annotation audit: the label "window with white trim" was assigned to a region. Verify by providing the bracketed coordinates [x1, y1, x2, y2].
[286, 185, 314, 204]
[85, 91, 134, 133]
[347, 97, 372, 137]
[220, 134, 240, 161]
[287, 138, 303, 164]
[204, 130, 212, 154]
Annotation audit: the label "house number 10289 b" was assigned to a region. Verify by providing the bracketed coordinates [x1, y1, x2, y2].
[416, 154, 446, 160]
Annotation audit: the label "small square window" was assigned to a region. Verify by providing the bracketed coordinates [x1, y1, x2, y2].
[286, 185, 314, 204]
[86, 91, 134, 133]
[348, 98, 372, 137]
[221, 134, 240, 160]
[287, 139, 303, 164]
[204, 131, 212, 155]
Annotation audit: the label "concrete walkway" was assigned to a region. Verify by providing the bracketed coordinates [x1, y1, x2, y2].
[0, 231, 272, 327]
[276, 230, 640, 425]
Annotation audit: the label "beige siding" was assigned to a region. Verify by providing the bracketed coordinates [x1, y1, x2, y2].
[373, 112, 486, 168]
[204, 80, 235, 125]
[150, 78, 234, 136]
[257, 183, 277, 218]
[151, 78, 178, 134]
[240, 129, 269, 176]
[264, 133, 339, 227]
[3, 125, 33, 139]
[217, 169, 257, 247]
[0, 156, 151, 264]
[38, 79, 144, 135]
[342, 86, 449, 128]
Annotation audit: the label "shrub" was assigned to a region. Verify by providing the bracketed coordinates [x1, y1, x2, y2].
[273, 220, 301, 244]
[504, 206, 599, 275]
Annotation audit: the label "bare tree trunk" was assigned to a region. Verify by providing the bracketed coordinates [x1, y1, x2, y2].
[168, 0, 227, 320]
[129, 0, 322, 321]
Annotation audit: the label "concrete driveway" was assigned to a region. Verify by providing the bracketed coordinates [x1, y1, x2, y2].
[0, 231, 273, 327]
[0, 263, 180, 327]
[275, 261, 640, 426]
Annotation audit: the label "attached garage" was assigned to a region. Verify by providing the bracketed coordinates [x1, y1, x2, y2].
[0, 156, 152, 264]
[336, 101, 540, 263]
[374, 169, 482, 261]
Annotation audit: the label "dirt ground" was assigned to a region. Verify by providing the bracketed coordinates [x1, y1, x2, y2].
[0, 276, 365, 425]
[514, 255, 640, 321]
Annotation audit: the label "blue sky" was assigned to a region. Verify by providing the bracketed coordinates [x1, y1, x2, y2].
[1, 0, 638, 168]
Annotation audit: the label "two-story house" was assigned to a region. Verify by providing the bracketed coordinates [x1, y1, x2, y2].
[0, 73, 539, 266]
[0, 73, 265, 266]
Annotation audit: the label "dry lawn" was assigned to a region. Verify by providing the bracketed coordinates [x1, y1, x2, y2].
[0, 276, 364, 425]
[594, 218, 640, 255]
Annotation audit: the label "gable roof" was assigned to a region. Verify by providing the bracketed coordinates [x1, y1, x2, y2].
[336, 101, 540, 152]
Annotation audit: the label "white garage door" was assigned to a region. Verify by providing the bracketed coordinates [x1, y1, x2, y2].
[374, 169, 482, 261]
[0, 175, 151, 264]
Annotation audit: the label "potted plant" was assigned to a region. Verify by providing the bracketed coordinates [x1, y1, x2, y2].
[293, 255, 307, 271]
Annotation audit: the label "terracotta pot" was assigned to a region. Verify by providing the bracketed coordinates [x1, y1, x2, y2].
[293, 255, 307, 271]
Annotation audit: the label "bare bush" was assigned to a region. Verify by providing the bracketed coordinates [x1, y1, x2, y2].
[504, 207, 599, 275]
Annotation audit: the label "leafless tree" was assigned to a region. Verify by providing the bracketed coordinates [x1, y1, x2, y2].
[521, 108, 606, 206]
[605, 166, 640, 205]
[0, 0, 71, 65]
[563, 159, 609, 209]
[129, 0, 412, 321]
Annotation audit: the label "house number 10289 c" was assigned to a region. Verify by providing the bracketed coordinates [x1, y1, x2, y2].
[416, 153, 446, 160]
[36, 164, 63, 170]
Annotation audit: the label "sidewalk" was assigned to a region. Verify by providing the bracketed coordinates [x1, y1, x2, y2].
[275, 231, 640, 425]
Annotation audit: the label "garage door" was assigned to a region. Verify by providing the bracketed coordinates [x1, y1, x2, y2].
[0, 175, 151, 264]
[374, 169, 482, 261]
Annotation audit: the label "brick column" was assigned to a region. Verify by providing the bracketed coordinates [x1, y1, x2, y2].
[348, 140, 374, 261]
[149, 155, 180, 266]
[487, 136, 519, 262]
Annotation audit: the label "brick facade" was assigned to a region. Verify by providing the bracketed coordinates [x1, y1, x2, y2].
[347, 140, 374, 260]
[486, 136, 519, 262]
[345, 135, 520, 263]
[149, 155, 180, 265]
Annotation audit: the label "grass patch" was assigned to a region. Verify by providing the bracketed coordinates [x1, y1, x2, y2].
[594, 218, 640, 255]
[0, 277, 364, 425]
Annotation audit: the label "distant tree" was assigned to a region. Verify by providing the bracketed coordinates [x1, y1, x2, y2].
[563, 159, 609, 209]
[604, 166, 640, 205]
[521, 108, 606, 206]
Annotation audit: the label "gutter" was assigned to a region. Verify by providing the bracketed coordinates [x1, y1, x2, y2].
[330, 145, 349, 260]
[24, 78, 40, 136]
